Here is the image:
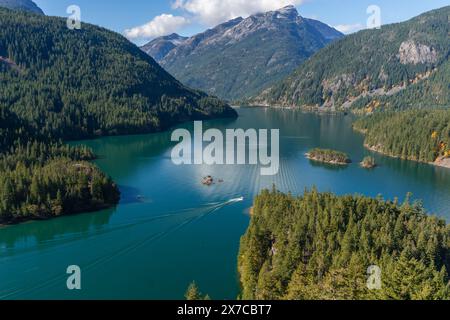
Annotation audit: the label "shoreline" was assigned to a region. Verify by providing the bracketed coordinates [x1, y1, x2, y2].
[0, 202, 117, 227]
[1, 111, 237, 227]
[244, 102, 349, 115]
[364, 144, 450, 169]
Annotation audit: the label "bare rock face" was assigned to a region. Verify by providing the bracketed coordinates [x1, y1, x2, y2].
[398, 40, 438, 65]
[435, 156, 450, 169]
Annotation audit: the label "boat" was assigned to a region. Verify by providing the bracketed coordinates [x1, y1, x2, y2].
[202, 176, 214, 186]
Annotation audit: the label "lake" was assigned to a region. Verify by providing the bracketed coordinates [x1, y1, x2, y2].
[1, 107, 450, 299]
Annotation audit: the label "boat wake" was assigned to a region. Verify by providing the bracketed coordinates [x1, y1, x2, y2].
[228, 197, 244, 203]
[0, 196, 244, 299]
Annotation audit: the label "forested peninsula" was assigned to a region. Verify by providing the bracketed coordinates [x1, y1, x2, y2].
[354, 109, 450, 168]
[239, 188, 450, 300]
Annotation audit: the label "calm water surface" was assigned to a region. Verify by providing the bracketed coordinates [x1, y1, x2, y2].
[1, 108, 450, 299]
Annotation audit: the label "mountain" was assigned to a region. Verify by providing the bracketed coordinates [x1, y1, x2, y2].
[0, 0, 43, 14]
[142, 5, 343, 101]
[142, 33, 188, 62]
[255, 6, 450, 111]
[0, 8, 236, 140]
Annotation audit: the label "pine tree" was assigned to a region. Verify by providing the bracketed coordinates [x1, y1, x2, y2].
[185, 282, 201, 301]
[239, 188, 450, 300]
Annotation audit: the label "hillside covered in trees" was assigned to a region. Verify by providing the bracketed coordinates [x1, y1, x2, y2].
[0, 7, 236, 224]
[0, 8, 236, 141]
[239, 188, 450, 300]
[254, 6, 449, 111]
[0, 106, 120, 224]
[354, 109, 450, 164]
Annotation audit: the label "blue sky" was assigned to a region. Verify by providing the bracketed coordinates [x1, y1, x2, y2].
[34, 0, 449, 45]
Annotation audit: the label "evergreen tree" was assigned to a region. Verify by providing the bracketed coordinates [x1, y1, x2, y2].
[185, 282, 202, 301]
[239, 188, 450, 300]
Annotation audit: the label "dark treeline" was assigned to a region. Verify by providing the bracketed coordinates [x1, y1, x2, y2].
[354, 109, 450, 163]
[0, 8, 236, 141]
[239, 188, 450, 300]
[0, 106, 120, 224]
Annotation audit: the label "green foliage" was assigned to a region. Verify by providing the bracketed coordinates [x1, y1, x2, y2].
[0, 107, 119, 223]
[360, 156, 376, 169]
[239, 188, 450, 300]
[0, 155, 120, 224]
[0, 7, 236, 141]
[354, 109, 450, 162]
[258, 6, 450, 110]
[307, 148, 351, 164]
[185, 282, 210, 300]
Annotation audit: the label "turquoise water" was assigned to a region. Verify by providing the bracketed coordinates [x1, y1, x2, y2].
[1, 108, 450, 299]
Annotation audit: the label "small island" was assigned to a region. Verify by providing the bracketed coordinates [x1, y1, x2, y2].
[360, 156, 377, 169]
[306, 148, 351, 165]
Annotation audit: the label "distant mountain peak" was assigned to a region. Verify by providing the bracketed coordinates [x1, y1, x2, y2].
[0, 0, 44, 15]
[249, 4, 300, 22]
[142, 7, 343, 101]
[141, 33, 189, 61]
[280, 4, 296, 10]
[162, 33, 187, 41]
[165, 33, 181, 39]
[275, 4, 299, 16]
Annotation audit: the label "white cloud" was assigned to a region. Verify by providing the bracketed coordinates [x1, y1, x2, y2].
[125, 0, 306, 41]
[172, 0, 305, 26]
[124, 14, 189, 40]
[333, 23, 364, 34]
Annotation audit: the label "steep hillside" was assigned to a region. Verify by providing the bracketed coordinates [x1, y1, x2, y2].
[354, 109, 450, 166]
[0, 8, 236, 140]
[142, 6, 343, 101]
[256, 6, 450, 111]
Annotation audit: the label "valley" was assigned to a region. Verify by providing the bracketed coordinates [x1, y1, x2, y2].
[0, 1, 449, 301]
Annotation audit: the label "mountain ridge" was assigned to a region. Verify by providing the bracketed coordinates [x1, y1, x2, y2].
[142, 5, 343, 101]
[0, 0, 43, 15]
[254, 6, 450, 111]
[141, 33, 188, 62]
[0, 7, 236, 140]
